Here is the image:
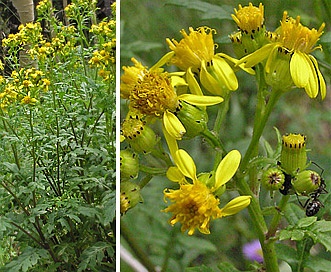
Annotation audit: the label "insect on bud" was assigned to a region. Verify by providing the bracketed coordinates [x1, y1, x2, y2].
[292, 170, 321, 195]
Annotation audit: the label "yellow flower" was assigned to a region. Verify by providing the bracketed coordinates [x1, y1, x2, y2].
[21, 95, 37, 105]
[121, 58, 223, 140]
[166, 27, 240, 96]
[163, 149, 251, 235]
[231, 3, 264, 34]
[238, 11, 326, 99]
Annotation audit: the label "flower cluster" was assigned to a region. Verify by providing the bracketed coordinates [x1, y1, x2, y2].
[120, 2, 327, 238]
[0, 68, 50, 108]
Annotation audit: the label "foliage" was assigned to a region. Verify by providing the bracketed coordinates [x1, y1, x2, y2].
[0, 0, 116, 270]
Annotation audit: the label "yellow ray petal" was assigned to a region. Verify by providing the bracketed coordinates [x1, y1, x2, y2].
[220, 195, 251, 217]
[309, 55, 326, 100]
[214, 150, 241, 189]
[200, 60, 223, 95]
[174, 149, 197, 181]
[162, 123, 179, 159]
[178, 93, 223, 106]
[163, 110, 186, 140]
[290, 51, 310, 88]
[217, 53, 255, 75]
[237, 43, 276, 68]
[186, 67, 204, 96]
[212, 56, 238, 90]
[166, 166, 186, 183]
[150, 51, 175, 71]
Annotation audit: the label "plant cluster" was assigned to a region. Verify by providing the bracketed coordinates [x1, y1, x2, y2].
[0, 0, 116, 271]
[120, 1, 331, 271]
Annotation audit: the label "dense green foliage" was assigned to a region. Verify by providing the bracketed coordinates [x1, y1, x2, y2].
[0, 0, 116, 270]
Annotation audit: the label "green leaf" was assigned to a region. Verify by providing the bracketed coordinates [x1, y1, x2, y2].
[305, 255, 331, 272]
[77, 242, 115, 272]
[2, 247, 48, 272]
[297, 217, 317, 228]
[290, 229, 305, 241]
[275, 243, 298, 271]
[217, 262, 254, 272]
[313, 233, 331, 251]
[284, 202, 304, 225]
[310, 220, 331, 233]
[279, 229, 294, 241]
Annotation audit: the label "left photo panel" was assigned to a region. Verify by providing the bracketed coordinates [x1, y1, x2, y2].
[0, 0, 116, 270]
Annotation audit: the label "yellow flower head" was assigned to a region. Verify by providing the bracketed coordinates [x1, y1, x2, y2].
[167, 27, 215, 71]
[238, 11, 326, 99]
[121, 58, 148, 99]
[165, 27, 240, 96]
[163, 149, 251, 235]
[232, 3, 264, 34]
[279, 11, 324, 54]
[121, 58, 223, 140]
[129, 70, 179, 116]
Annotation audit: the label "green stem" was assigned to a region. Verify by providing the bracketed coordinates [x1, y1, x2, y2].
[235, 87, 282, 271]
[200, 129, 226, 154]
[137, 174, 153, 189]
[267, 195, 290, 239]
[240, 89, 282, 172]
[213, 94, 230, 136]
[121, 220, 157, 272]
[139, 165, 167, 176]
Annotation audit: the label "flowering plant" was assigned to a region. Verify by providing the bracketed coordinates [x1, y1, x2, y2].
[120, 1, 331, 271]
[0, 0, 116, 270]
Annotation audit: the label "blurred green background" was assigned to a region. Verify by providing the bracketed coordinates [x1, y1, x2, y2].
[120, 0, 331, 271]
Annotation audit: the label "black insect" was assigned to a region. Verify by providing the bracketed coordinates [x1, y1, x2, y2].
[277, 161, 295, 195]
[303, 178, 328, 217]
[279, 171, 293, 195]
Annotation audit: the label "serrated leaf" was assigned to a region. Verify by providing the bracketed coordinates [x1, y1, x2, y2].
[305, 255, 331, 272]
[279, 229, 294, 241]
[2, 247, 48, 272]
[290, 229, 305, 241]
[297, 217, 317, 228]
[314, 233, 331, 251]
[77, 242, 114, 272]
[284, 203, 304, 225]
[310, 220, 331, 233]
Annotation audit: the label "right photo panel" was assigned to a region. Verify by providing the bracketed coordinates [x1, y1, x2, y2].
[120, 1, 331, 271]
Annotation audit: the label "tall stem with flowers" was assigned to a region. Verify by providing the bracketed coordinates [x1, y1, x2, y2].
[121, 2, 330, 271]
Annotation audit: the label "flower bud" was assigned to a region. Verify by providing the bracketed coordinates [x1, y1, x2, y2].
[175, 101, 208, 139]
[280, 133, 307, 175]
[121, 114, 159, 153]
[265, 48, 294, 90]
[292, 170, 321, 195]
[120, 181, 143, 214]
[120, 149, 139, 181]
[262, 168, 285, 191]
